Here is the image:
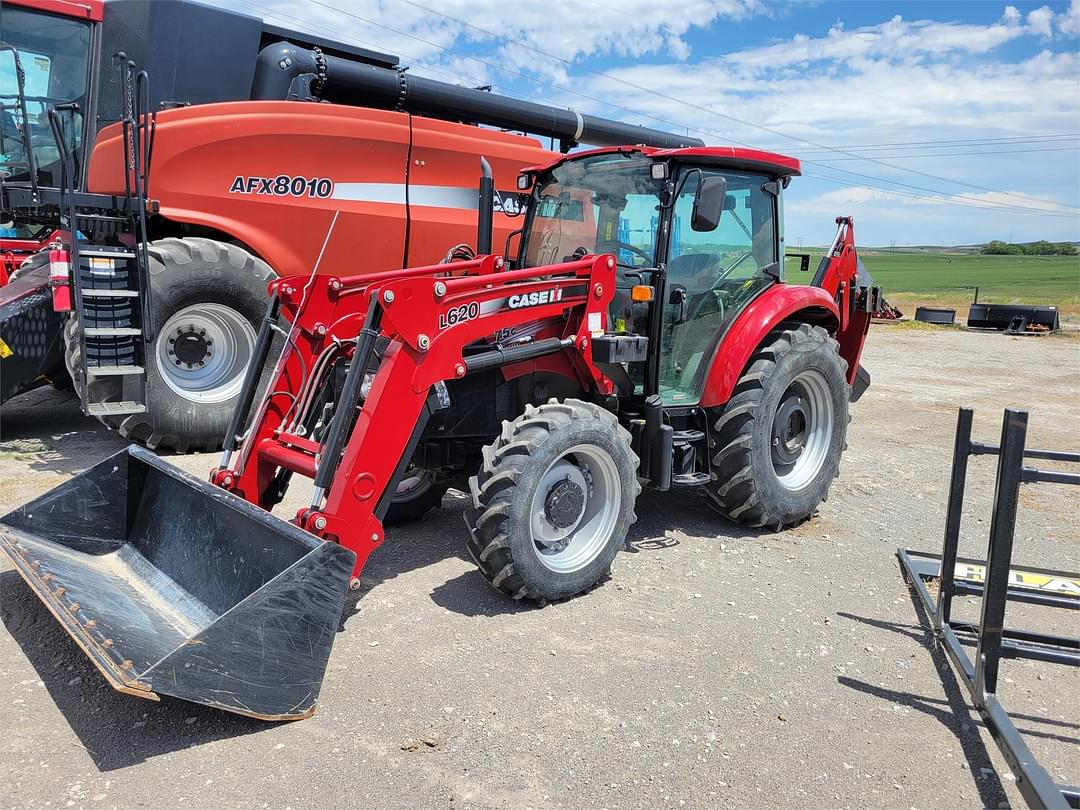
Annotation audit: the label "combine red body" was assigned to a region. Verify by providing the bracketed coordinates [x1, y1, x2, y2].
[86, 103, 553, 277]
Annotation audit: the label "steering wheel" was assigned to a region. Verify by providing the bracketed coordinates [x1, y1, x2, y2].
[595, 240, 651, 265]
[710, 250, 754, 289]
[686, 274, 757, 323]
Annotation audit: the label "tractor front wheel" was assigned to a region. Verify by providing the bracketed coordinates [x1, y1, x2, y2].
[708, 323, 848, 530]
[465, 399, 640, 603]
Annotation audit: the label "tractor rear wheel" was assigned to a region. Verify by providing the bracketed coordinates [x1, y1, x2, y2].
[465, 399, 640, 603]
[707, 323, 848, 530]
[66, 237, 273, 452]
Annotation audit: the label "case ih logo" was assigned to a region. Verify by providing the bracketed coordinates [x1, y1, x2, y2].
[508, 289, 563, 309]
[230, 175, 334, 198]
[493, 190, 526, 216]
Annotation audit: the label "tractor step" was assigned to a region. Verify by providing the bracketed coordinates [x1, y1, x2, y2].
[87, 401, 146, 416]
[78, 248, 137, 259]
[671, 429, 708, 487]
[86, 365, 145, 377]
[672, 472, 711, 487]
[81, 289, 139, 298]
[84, 327, 142, 337]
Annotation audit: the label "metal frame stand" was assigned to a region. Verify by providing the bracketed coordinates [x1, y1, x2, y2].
[898, 407, 1079, 809]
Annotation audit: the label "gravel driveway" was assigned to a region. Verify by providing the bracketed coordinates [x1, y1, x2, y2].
[1, 326, 1077, 809]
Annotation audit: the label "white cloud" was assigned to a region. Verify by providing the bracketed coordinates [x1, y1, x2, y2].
[1058, 0, 1080, 35]
[237, 0, 762, 82]
[1027, 6, 1055, 38]
[723, 9, 1032, 71]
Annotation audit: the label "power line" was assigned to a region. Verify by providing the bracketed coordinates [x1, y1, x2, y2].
[386, 0, 1080, 214]
[795, 133, 1080, 152]
[808, 146, 1080, 161]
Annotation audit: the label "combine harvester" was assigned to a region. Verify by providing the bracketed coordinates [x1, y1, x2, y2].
[2, 140, 879, 719]
[0, 0, 696, 457]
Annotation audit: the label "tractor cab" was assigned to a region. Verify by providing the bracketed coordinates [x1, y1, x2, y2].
[516, 146, 801, 408]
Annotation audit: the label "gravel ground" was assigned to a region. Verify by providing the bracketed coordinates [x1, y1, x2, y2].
[1, 326, 1077, 810]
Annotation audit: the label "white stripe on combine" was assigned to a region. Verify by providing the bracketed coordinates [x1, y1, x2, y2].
[331, 183, 479, 210]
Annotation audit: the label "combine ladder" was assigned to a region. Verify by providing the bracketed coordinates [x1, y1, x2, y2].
[51, 56, 154, 419]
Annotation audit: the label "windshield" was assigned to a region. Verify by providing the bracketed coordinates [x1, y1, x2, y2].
[522, 153, 663, 269]
[0, 5, 92, 187]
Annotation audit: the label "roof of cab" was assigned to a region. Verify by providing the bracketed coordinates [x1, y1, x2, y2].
[525, 145, 801, 178]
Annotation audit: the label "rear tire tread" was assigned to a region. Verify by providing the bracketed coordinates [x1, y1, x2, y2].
[707, 323, 847, 530]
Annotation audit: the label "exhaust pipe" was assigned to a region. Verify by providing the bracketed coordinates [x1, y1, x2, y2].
[252, 42, 703, 151]
[477, 157, 494, 255]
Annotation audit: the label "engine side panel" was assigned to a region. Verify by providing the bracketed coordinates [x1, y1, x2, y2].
[86, 101, 554, 278]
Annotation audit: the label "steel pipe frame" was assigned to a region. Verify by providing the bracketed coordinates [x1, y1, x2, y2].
[898, 407, 1080, 809]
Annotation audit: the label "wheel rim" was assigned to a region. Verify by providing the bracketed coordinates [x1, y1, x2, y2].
[770, 369, 834, 492]
[394, 467, 434, 502]
[529, 444, 621, 574]
[156, 304, 256, 404]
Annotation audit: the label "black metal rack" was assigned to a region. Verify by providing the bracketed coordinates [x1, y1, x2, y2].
[898, 407, 1080, 809]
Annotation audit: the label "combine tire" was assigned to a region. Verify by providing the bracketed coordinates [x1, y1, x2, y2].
[384, 468, 449, 525]
[708, 323, 848, 529]
[465, 399, 639, 603]
[66, 237, 273, 452]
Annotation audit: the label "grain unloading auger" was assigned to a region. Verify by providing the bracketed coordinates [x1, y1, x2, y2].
[1, 146, 879, 720]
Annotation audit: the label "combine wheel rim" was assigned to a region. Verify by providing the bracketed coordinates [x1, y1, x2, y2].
[156, 303, 256, 404]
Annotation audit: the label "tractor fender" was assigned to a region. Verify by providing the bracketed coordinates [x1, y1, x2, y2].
[698, 284, 839, 408]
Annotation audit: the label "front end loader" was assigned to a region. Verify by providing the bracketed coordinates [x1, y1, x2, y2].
[1, 146, 878, 719]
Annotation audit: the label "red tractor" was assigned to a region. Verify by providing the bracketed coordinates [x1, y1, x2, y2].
[1, 144, 875, 720]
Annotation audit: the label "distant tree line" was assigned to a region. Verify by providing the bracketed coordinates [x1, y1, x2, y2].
[981, 240, 1078, 256]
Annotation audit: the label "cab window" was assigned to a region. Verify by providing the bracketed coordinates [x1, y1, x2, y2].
[659, 170, 778, 405]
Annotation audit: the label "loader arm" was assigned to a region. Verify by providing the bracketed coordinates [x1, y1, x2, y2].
[810, 217, 875, 388]
[213, 253, 618, 582]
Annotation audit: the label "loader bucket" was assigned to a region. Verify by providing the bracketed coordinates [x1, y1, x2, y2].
[0, 446, 354, 721]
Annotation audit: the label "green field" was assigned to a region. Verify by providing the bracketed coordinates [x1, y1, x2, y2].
[796, 251, 1080, 314]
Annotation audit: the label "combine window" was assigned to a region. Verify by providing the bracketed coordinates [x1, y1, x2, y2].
[0, 5, 92, 190]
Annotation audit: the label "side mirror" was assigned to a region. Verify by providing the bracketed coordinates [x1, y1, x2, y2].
[785, 252, 811, 274]
[691, 175, 727, 232]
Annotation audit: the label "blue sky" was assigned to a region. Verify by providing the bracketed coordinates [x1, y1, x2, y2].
[216, 0, 1080, 246]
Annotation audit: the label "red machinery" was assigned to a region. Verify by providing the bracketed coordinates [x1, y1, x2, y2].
[1, 0, 696, 452]
[1, 145, 876, 720]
